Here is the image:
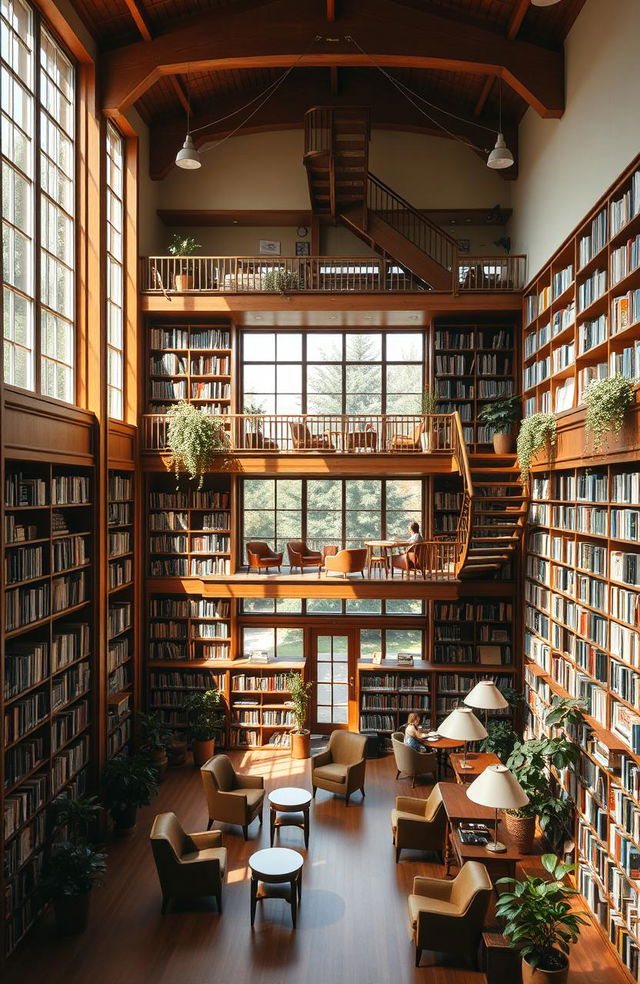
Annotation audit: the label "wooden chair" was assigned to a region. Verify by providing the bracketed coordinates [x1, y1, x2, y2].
[287, 540, 323, 573]
[391, 541, 429, 579]
[388, 421, 423, 451]
[150, 812, 227, 914]
[289, 421, 335, 452]
[246, 541, 283, 572]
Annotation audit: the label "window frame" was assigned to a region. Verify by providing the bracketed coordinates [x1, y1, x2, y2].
[105, 120, 125, 420]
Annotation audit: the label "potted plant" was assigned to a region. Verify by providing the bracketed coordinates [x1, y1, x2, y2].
[263, 267, 302, 291]
[517, 413, 557, 484]
[184, 688, 225, 766]
[42, 842, 107, 936]
[102, 755, 158, 832]
[478, 395, 521, 454]
[50, 794, 102, 842]
[585, 374, 634, 452]
[496, 853, 588, 984]
[286, 671, 312, 759]
[243, 399, 266, 449]
[504, 736, 578, 854]
[420, 388, 438, 451]
[168, 233, 201, 291]
[166, 401, 229, 488]
[481, 719, 519, 763]
[138, 711, 174, 780]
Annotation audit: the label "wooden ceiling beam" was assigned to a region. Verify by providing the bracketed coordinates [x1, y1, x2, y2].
[123, 0, 153, 42]
[327, 0, 336, 21]
[507, 0, 530, 41]
[474, 75, 494, 117]
[100, 0, 564, 120]
[170, 76, 191, 115]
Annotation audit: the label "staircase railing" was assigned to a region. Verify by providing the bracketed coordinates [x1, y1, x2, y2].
[367, 173, 458, 274]
[450, 411, 475, 577]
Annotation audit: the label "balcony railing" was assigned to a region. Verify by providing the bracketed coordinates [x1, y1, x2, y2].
[142, 413, 455, 454]
[140, 254, 526, 295]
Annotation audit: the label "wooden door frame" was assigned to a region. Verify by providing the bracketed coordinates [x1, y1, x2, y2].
[307, 626, 359, 733]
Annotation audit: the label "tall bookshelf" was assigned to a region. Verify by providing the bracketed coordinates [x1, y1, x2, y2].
[147, 321, 233, 414]
[2, 461, 94, 956]
[106, 469, 136, 759]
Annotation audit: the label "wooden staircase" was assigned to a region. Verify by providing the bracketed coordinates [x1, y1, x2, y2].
[458, 454, 527, 580]
[303, 106, 457, 291]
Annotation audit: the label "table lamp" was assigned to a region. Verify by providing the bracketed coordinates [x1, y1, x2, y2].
[438, 706, 487, 769]
[466, 764, 529, 853]
[463, 680, 509, 727]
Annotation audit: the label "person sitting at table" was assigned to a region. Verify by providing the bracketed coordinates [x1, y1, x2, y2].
[407, 521, 423, 543]
[404, 712, 430, 752]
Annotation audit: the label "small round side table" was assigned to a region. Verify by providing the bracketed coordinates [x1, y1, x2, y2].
[249, 847, 304, 928]
[268, 786, 313, 848]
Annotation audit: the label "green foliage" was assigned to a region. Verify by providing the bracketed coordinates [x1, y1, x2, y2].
[545, 695, 586, 730]
[167, 233, 201, 256]
[517, 413, 557, 483]
[263, 268, 302, 291]
[102, 755, 158, 813]
[42, 843, 107, 899]
[481, 720, 519, 762]
[478, 395, 521, 433]
[500, 686, 525, 709]
[421, 388, 437, 415]
[286, 671, 312, 733]
[184, 688, 225, 742]
[496, 854, 587, 972]
[138, 711, 174, 752]
[166, 402, 229, 488]
[506, 736, 578, 833]
[585, 374, 634, 452]
[50, 796, 101, 843]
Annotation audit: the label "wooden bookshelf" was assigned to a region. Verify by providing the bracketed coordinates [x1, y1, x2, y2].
[106, 469, 136, 759]
[147, 321, 233, 414]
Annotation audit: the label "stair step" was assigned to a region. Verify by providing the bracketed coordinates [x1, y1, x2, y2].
[472, 536, 520, 543]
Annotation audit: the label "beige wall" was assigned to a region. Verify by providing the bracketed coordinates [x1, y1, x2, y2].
[510, 0, 640, 276]
[131, 110, 165, 257]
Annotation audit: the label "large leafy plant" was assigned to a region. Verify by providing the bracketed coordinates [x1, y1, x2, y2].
[138, 710, 174, 752]
[166, 402, 229, 488]
[545, 695, 587, 730]
[42, 843, 107, 899]
[184, 688, 225, 742]
[585, 374, 634, 452]
[286, 671, 312, 734]
[50, 796, 102, 843]
[496, 854, 587, 973]
[478, 395, 521, 433]
[102, 755, 158, 813]
[517, 412, 557, 483]
[481, 719, 519, 762]
[506, 736, 578, 836]
[263, 268, 302, 291]
[167, 233, 201, 256]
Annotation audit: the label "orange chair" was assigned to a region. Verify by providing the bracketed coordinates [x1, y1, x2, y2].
[391, 542, 429, 579]
[287, 540, 323, 573]
[289, 421, 335, 451]
[324, 548, 368, 578]
[246, 541, 283, 573]
[388, 421, 423, 451]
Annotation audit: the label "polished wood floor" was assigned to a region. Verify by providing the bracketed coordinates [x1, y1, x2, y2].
[6, 752, 628, 984]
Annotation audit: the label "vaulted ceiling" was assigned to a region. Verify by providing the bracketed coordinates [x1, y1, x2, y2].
[71, 0, 586, 179]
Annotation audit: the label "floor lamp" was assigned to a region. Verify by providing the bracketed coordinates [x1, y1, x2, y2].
[464, 680, 509, 728]
[466, 764, 529, 852]
[438, 706, 487, 769]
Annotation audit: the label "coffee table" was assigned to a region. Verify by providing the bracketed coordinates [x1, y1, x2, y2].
[249, 847, 304, 928]
[269, 786, 312, 848]
[418, 735, 464, 778]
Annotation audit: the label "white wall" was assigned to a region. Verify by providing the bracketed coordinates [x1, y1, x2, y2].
[131, 110, 164, 257]
[511, 0, 640, 276]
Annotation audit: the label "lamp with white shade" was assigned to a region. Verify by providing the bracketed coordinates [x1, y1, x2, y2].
[438, 706, 487, 769]
[464, 680, 509, 727]
[466, 764, 529, 853]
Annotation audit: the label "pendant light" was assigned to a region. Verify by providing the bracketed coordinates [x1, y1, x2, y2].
[487, 80, 514, 170]
[175, 74, 201, 170]
[531, 0, 561, 6]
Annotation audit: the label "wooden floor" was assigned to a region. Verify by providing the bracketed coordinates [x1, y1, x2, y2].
[6, 752, 628, 984]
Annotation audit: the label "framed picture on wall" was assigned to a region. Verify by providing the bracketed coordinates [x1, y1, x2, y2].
[259, 239, 281, 255]
[456, 238, 471, 253]
[295, 241, 310, 256]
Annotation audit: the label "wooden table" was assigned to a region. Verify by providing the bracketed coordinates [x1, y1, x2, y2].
[249, 847, 304, 928]
[450, 751, 501, 783]
[364, 539, 408, 577]
[448, 826, 525, 885]
[418, 735, 464, 778]
[268, 787, 312, 848]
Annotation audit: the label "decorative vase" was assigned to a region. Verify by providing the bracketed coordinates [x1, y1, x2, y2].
[504, 812, 536, 854]
[493, 431, 514, 454]
[150, 748, 168, 780]
[54, 892, 91, 936]
[167, 740, 188, 767]
[192, 739, 214, 767]
[174, 273, 193, 291]
[111, 804, 138, 833]
[522, 953, 569, 984]
[291, 731, 311, 760]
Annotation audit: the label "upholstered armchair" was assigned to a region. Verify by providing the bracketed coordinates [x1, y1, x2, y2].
[391, 731, 438, 788]
[201, 754, 265, 839]
[289, 421, 335, 451]
[287, 540, 323, 573]
[391, 541, 429, 579]
[408, 861, 492, 968]
[311, 730, 367, 805]
[246, 540, 283, 573]
[324, 547, 368, 578]
[150, 812, 227, 914]
[391, 783, 446, 862]
[388, 421, 423, 451]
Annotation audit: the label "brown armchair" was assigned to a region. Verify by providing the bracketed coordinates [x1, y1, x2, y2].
[311, 730, 367, 805]
[246, 540, 283, 573]
[408, 861, 492, 968]
[287, 540, 323, 573]
[391, 783, 446, 863]
[388, 421, 423, 451]
[391, 541, 429, 579]
[391, 731, 438, 788]
[289, 421, 335, 451]
[324, 547, 367, 578]
[201, 754, 265, 839]
[150, 812, 227, 914]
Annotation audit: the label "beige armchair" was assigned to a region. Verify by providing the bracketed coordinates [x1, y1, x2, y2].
[311, 730, 367, 806]
[408, 861, 492, 968]
[391, 731, 437, 787]
[391, 783, 446, 863]
[201, 754, 265, 839]
[150, 812, 227, 914]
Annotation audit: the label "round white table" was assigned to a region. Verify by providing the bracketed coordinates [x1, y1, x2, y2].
[268, 786, 313, 848]
[249, 847, 304, 928]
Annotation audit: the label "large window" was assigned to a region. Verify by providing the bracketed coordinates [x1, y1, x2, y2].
[106, 123, 124, 419]
[242, 478, 423, 558]
[241, 626, 303, 660]
[2, 1, 75, 401]
[242, 330, 424, 415]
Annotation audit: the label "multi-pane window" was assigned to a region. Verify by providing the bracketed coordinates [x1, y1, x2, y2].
[1, 2, 75, 401]
[360, 628, 424, 661]
[241, 626, 303, 660]
[106, 123, 124, 419]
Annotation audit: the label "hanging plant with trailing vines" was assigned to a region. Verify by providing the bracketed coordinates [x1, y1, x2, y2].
[166, 402, 229, 488]
[584, 374, 634, 452]
[517, 413, 557, 483]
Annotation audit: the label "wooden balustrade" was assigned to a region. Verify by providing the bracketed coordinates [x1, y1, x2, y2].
[455, 254, 527, 291]
[367, 174, 457, 273]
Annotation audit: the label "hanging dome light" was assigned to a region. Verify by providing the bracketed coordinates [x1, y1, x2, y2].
[531, 0, 562, 6]
[175, 133, 201, 170]
[487, 133, 514, 169]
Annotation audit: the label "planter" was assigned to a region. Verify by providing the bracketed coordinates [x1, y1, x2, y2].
[522, 953, 569, 984]
[167, 740, 188, 767]
[149, 749, 168, 780]
[174, 273, 193, 291]
[420, 431, 431, 453]
[493, 431, 514, 454]
[111, 804, 138, 833]
[192, 739, 214, 767]
[53, 892, 91, 936]
[291, 730, 311, 760]
[504, 812, 536, 854]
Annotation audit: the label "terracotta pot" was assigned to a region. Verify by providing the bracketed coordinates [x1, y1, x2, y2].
[291, 731, 311, 760]
[174, 273, 193, 291]
[504, 812, 536, 854]
[167, 740, 188, 767]
[192, 739, 214, 767]
[149, 749, 168, 780]
[522, 953, 569, 984]
[53, 891, 91, 936]
[246, 432, 265, 449]
[493, 431, 514, 454]
[111, 804, 138, 833]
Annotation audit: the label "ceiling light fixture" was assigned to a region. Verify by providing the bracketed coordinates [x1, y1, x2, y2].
[487, 80, 514, 170]
[175, 72, 201, 170]
[531, 0, 561, 6]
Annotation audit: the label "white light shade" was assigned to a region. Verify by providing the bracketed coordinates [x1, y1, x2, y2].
[438, 706, 488, 742]
[487, 133, 514, 170]
[466, 764, 529, 811]
[464, 681, 509, 712]
[175, 134, 201, 170]
[531, 0, 561, 6]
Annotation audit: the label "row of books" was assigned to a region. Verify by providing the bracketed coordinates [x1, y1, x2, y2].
[553, 263, 574, 298]
[5, 474, 48, 507]
[578, 313, 607, 354]
[553, 303, 576, 336]
[108, 502, 132, 526]
[108, 473, 133, 501]
[5, 545, 46, 585]
[109, 557, 132, 590]
[149, 490, 230, 509]
[150, 597, 231, 618]
[611, 288, 640, 333]
[149, 558, 231, 576]
[577, 268, 607, 313]
[579, 207, 608, 268]
[149, 327, 231, 349]
[611, 233, 640, 286]
[610, 169, 640, 236]
[360, 693, 431, 710]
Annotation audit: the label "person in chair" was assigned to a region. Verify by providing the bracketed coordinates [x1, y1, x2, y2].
[406, 521, 423, 544]
[404, 712, 430, 752]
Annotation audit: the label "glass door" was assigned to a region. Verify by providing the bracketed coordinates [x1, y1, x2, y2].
[309, 629, 358, 733]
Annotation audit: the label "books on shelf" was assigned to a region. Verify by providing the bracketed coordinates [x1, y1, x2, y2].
[611, 289, 640, 333]
[578, 314, 608, 354]
[611, 233, 640, 286]
[553, 264, 574, 298]
[578, 269, 607, 313]
[579, 207, 608, 268]
[610, 169, 640, 236]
